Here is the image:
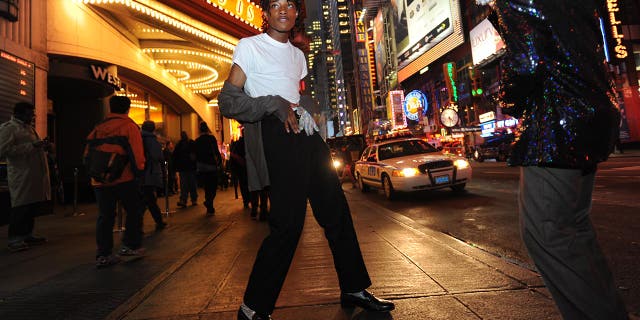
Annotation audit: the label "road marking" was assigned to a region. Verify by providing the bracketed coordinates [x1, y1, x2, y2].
[599, 165, 640, 172]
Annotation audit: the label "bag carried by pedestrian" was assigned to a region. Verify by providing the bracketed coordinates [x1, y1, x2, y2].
[83, 118, 137, 183]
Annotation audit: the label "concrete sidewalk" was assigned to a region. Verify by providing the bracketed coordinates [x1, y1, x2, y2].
[111, 188, 560, 320]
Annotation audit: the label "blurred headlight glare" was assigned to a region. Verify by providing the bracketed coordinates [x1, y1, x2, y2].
[454, 159, 470, 169]
[393, 168, 419, 177]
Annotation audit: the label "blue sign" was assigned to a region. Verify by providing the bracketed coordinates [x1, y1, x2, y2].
[403, 90, 428, 121]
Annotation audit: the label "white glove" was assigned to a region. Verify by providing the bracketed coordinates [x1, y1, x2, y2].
[295, 107, 319, 136]
[475, 0, 494, 5]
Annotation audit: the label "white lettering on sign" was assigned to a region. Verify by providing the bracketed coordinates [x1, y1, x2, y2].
[91, 65, 121, 89]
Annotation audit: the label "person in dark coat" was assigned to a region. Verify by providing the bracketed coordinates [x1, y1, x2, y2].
[194, 122, 222, 215]
[173, 131, 197, 207]
[162, 141, 177, 195]
[141, 121, 167, 230]
[229, 132, 250, 208]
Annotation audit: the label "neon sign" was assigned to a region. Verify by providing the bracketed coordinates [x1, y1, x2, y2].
[607, 0, 627, 59]
[403, 90, 428, 121]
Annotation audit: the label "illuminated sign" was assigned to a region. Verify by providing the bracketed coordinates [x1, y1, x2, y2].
[470, 18, 505, 66]
[496, 118, 518, 128]
[355, 10, 366, 42]
[480, 121, 495, 137]
[0, 50, 35, 123]
[392, 0, 461, 69]
[208, 0, 262, 29]
[90, 65, 122, 89]
[478, 111, 495, 123]
[388, 90, 406, 128]
[403, 90, 428, 121]
[607, 0, 627, 59]
[373, 11, 386, 88]
[443, 62, 458, 103]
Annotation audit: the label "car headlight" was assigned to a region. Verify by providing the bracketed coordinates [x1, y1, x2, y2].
[392, 168, 420, 177]
[332, 159, 342, 169]
[454, 159, 470, 169]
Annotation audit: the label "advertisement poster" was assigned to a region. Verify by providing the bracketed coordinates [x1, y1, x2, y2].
[469, 18, 505, 66]
[391, 0, 455, 69]
[373, 11, 386, 88]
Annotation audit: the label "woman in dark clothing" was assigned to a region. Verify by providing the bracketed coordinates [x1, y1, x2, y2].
[141, 121, 166, 230]
[194, 122, 222, 215]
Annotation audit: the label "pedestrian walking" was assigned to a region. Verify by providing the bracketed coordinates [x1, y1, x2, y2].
[250, 188, 269, 221]
[85, 95, 146, 268]
[219, 0, 394, 319]
[194, 122, 222, 216]
[230, 131, 250, 208]
[0, 102, 50, 252]
[141, 121, 167, 231]
[173, 131, 198, 208]
[163, 140, 177, 195]
[479, 0, 629, 318]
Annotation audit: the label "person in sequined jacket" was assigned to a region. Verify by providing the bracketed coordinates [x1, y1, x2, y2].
[479, 1, 629, 319]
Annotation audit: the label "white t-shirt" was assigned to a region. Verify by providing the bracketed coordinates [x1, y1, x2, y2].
[232, 33, 307, 104]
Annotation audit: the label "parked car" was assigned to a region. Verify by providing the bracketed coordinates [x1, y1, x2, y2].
[473, 133, 514, 162]
[354, 137, 472, 200]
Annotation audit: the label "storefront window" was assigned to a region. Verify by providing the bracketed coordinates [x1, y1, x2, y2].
[117, 82, 164, 128]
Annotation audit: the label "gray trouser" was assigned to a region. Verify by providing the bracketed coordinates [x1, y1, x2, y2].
[519, 166, 627, 320]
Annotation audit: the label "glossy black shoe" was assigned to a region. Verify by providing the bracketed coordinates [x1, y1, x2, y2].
[237, 308, 272, 320]
[340, 290, 395, 312]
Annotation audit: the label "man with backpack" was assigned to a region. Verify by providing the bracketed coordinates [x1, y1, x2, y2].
[85, 95, 146, 268]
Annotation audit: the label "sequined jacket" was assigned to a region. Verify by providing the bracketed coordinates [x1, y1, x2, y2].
[492, 0, 620, 172]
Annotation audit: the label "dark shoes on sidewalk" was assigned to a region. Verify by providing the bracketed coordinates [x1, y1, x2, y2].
[340, 290, 395, 312]
[24, 235, 47, 245]
[237, 308, 272, 320]
[8, 235, 47, 253]
[156, 222, 168, 231]
[119, 246, 146, 256]
[8, 241, 29, 252]
[96, 254, 121, 268]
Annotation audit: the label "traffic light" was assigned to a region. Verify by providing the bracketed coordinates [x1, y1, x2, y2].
[471, 79, 483, 97]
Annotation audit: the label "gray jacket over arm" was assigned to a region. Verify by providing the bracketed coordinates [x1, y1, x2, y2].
[218, 81, 291, 191]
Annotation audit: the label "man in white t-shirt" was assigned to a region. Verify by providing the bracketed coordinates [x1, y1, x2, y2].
[219, 1, 395, 320]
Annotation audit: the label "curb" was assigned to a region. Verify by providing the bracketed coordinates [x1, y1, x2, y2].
[106, 221, 234, 320]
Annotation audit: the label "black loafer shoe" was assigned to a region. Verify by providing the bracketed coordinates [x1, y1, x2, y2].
[340, 290, 395, 312]
[237, 308, 272, 320]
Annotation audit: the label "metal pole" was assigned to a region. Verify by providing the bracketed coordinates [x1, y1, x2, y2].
[114, 201, 124, 232]
[71, 167, 84, 216]
[163, 160, 174, 217]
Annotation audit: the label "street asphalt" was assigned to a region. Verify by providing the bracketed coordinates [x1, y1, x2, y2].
[2, 151, 639, 319]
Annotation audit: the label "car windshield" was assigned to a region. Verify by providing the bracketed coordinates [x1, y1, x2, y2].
[378, 140, 438, 160]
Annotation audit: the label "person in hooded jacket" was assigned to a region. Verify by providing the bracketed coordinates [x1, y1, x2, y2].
[141, 120, 167, 231]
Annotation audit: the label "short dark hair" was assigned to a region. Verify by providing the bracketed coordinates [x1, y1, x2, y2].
[141, 120, 155, 132]
[109, 95, 131, 114]
[199, 121, 210, 133]
[14, 102, 35, 116]
[260, 0, 301, 12]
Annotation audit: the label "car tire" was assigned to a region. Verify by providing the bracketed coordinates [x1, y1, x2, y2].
[357, 173, 369, 193]
[382, 175, 395, 200]
[451, 183, 466, 192]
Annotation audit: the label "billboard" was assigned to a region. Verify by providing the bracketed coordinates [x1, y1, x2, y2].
[392, 0, 464, 82]
[373, 10, 386, 88]
[469, 18, 505, 66]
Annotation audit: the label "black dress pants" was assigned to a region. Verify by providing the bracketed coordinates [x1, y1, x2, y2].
[8, 202, 36, 241]
[142, 185, 164, 225]
[243, 117, 371, 314]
